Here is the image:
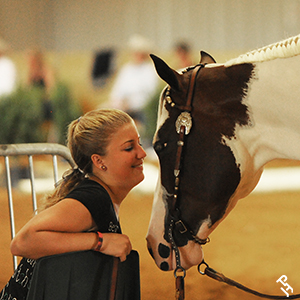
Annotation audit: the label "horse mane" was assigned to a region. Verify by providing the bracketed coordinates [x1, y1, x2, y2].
[225, 34, 300, 67]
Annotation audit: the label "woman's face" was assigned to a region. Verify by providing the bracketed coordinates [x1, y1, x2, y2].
[101, 120, 147, 191]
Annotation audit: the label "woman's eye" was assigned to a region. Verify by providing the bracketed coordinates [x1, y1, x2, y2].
[124, 146, 133, 152]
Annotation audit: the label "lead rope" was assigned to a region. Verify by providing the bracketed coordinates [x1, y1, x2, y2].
[198, 261, 300, 299]
[168, 219, 185, 300]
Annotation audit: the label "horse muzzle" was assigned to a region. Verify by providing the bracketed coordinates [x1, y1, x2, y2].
[146, 234, 204, 271]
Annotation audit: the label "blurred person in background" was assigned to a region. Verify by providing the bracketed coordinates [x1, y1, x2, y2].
[27, 49, 55, 121]
[110, 34, 158, 148]
[27, 49, 55, 92]
[173, 40, 194, 70]
[0, 38, 17, 98]
[26, 49, 57, 142]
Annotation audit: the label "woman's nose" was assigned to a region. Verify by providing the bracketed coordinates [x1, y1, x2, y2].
[138, 144, 147, 159]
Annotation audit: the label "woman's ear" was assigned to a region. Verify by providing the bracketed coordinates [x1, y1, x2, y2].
[91, 154, 103, 169]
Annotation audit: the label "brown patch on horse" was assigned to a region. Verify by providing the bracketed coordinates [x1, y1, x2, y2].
[194, 63, 254, 139]
[151, 53, 254, 139]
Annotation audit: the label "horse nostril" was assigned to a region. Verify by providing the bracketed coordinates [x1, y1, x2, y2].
[158, 243, 170, 258]
[160, 261, 169, 271]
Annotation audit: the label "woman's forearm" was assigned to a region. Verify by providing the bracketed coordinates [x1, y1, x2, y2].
[10, 230, 98, 260]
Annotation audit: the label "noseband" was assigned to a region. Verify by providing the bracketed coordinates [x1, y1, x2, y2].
[164, 64, 210, 277]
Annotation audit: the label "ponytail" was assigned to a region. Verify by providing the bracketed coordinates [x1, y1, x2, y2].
[39, 167, 86, 211]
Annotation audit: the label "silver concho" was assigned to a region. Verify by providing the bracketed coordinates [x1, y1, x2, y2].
[175, 112, 192, 135]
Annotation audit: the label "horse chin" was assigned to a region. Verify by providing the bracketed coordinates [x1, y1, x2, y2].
[175, 242, 204, 270]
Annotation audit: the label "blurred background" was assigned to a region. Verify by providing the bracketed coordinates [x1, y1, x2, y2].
[1, 0, 300, 145]
[1, 1, 300, 299]
[1, 0, 300, 136]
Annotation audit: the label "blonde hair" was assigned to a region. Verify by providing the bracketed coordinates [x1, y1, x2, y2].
[39, 108, 132, 211]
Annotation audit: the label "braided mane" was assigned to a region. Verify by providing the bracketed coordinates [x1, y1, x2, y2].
[225, 34, 300, 67]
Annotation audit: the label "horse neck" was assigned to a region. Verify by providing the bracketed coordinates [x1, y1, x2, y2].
[237, 55, 300, 170]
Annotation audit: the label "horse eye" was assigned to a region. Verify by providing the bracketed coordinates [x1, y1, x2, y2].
[154, 142, 167, 153]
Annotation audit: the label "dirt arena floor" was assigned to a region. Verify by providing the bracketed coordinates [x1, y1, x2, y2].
[0, 159, 299, 300]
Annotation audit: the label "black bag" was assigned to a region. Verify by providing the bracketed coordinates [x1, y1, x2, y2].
[26, 250, 140, 300]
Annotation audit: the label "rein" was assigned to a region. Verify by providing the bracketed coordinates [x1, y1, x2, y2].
[166, 64, 300, 300]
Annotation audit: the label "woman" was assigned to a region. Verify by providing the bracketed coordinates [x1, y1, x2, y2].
[1, 108, 146, 299]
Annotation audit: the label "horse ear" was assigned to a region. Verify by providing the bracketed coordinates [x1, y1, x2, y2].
[150, 54, 180, 90]
[200, 51, 216, 64]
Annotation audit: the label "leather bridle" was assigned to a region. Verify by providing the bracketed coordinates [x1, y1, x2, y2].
[164, 64, 209, 276]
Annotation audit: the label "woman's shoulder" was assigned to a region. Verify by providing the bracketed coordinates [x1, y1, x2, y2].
[68, 178, 108, 196]
[66, 179, 111, 208]
[65, 179, 117, 231]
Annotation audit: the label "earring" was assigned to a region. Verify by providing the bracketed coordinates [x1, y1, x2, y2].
[101, 165, 107, 171]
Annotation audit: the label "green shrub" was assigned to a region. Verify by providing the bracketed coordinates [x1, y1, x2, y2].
[50, 82, 82, 144]
[0, 82, 82, 145]
[0, 86, 45, 143]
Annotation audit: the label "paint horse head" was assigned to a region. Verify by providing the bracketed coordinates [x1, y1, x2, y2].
[146, 34, 300, 271]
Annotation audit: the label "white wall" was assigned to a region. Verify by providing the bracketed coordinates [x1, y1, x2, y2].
[1, 0, 300, 52]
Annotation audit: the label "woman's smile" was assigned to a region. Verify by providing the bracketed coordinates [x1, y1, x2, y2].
[132, 161, 144, 170]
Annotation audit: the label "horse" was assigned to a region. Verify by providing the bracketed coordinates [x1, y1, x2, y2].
[146, 34, 300, 272]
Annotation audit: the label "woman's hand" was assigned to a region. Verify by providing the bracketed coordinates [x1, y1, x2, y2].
[99, 233, 132, 262]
